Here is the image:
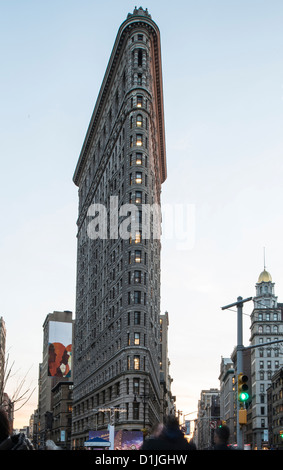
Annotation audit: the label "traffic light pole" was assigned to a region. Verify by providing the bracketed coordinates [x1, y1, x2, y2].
[222, 296, 252, 448]
[222, 295, 283, 448]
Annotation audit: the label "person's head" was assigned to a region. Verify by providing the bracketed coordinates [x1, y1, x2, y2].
[214, 425, 230, 445]
[0, 407, 11, 442]
[164, 415, 179, 430]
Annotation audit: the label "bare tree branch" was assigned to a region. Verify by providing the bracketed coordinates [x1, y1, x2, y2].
[0, 352, 35, 415]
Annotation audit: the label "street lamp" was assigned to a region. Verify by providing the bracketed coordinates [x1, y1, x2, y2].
[92, 407, 127, 450]
[133, 381, 156, 439]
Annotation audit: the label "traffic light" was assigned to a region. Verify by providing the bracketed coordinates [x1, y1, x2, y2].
[280, 430, 283, 439]
[238, 373, 249, 402]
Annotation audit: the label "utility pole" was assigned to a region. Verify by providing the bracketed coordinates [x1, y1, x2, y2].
[221, 296, 252, 448]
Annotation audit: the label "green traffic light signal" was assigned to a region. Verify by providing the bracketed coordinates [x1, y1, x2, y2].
[238, 373, 249, 402]
[239, 391, 249, 402]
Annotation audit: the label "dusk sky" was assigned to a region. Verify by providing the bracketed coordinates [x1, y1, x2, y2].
[1, 1, 283, 428]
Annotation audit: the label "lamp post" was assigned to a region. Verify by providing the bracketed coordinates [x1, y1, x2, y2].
[133, 380, 156, 439]
[93, 407, 126, 450]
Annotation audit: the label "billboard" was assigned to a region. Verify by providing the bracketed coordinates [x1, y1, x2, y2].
[89, 430, 143, 450]
[48, 321, 72, 377]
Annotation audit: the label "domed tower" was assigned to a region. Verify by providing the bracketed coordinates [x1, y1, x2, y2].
[254, 268, 277, 309]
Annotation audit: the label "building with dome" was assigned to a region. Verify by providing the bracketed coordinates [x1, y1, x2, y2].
[250, 267, 283, 449]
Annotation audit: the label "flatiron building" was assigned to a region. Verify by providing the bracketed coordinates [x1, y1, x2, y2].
[72, 7, 167, 447]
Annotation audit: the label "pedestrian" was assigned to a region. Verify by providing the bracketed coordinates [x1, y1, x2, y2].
[141, 415, 196, 450]
[213, 425, 231, 450]
[0, 407, 33, 450]
[46, 439, 62, 450]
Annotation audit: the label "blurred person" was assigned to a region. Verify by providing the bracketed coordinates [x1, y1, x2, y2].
[0, 407, 33, 450]
[46, 439, 61, 450]
[141, 415, 196, 450]
[213, 425, 232, 450]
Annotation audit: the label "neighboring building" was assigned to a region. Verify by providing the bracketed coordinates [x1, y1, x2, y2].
[72, 7, 167, 448]
[37, 310, 73, 448]
[159, 311, 176, 421]
[196, 389, 220, 450]
[51, 381, 73, 449]
[250, 268, 283, 449]
[267, 368, 283, 450]
[30, 410, 39, 449]
[218, 357, 235, 441]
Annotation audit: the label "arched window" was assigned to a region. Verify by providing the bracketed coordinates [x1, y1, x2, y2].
[136, 114, 143, 127]
[136, 134, 143, 146]
[137, 95, 143, 107]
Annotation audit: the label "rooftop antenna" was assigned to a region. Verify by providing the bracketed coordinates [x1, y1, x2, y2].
[263, 246, 266, 270]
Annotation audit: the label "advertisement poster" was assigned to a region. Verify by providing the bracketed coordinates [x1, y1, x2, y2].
[89, 430, 143, 450]
[48, 321, 72, 378]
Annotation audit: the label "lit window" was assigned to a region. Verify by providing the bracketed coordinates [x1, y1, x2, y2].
[136, 114, 143, 127]
[135, 191, 142, 203]
[134, 231, 141, 243]
[135, 172, 142, 184]
[134, 355, 140, 370]
[135, 250, 141, 263]
[136, 134, 142, 146]
[137, 95, 143, 107]
[134, 333, 140, 345]
[135, 153, 142, 165]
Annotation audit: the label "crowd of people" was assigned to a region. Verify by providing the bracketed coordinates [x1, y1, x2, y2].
[0, 406, 233, 451]
[140, 415, 232, 451]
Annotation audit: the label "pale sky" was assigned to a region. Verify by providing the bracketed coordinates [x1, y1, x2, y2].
[1, 0, 283, 428]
